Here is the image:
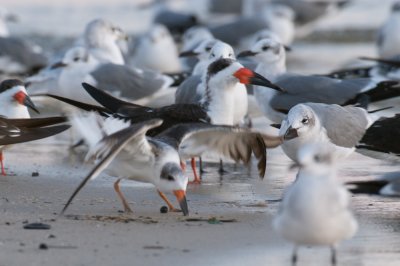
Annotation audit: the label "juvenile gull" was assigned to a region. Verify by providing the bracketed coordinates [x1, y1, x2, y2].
[274, 143, 358, 265]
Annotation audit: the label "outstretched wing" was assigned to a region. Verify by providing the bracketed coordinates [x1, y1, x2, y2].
[158, 123, 283, 178]
[0, 117, 70, 145]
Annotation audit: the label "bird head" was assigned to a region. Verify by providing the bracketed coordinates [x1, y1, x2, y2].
[157, 162, 189, 216]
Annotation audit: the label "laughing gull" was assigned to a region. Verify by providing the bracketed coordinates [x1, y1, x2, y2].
[0, 79, 39, 118]
[377, 2, 400, 59]
[279, 103, 372, 162]
[356, 114, 400, 162]
[238, 37, 400, 123]
[0, 116, 70, 176]
[83, 19, 127, 65]
[129, 24, 182, 73]
[35, 46, 175, 106]
[347, 171, 400, 197]
[274, 143, 358, 266]
[181, 26, 215, 70]
[209, 4, 295, 46]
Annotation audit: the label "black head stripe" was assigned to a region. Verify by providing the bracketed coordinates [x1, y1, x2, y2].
[0, 79, 24, 93]
[207, 58, 234, 77]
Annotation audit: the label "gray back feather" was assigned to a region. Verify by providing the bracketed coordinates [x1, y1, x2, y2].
[175, 75, 202, 104]
[306, 103, 369, 148]
[91, 64, 170, 100]
[270, 74, 373, 111]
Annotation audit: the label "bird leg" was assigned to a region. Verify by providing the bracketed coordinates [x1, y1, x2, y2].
[199, 156, 206, 174]
[291, 246, 298, 266]
[113, 178, 133, 213]
[180, 160, 186, 172]
[218, 159, 227, 174]
[330, 245, 337, 265]
[188, 157, 201, 184]
[157, 190, 181, 212]
[0, 152, 6, 176]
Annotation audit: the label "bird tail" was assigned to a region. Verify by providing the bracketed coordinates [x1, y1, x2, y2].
[346, 180, 388, 195]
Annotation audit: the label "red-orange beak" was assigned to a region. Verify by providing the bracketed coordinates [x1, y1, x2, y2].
[233, 68, 283, 91]
[13, 91, 39, 113]
[174, 190, 189, 216]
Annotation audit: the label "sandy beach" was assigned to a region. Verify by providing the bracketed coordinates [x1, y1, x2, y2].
[0, 0, 400, 265]
[0, 138, 399, 266]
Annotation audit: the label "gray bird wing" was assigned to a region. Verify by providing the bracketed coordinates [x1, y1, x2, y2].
[157, 123, 283, 178]
[90, 64, 173, 100]
[175, 75, 202, 104]
[270, 74, 372, 112]
[306, 103, 369, 148]
[0, 37, 47, 72]
[61, 119, 162, 215]
[210, 17, 268, 45]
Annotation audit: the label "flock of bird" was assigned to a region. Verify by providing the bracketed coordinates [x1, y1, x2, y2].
[1, 0, 400, 265]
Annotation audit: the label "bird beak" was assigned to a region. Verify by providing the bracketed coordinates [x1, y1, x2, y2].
[283, 126, 298, 140]
[50, 61, 67, 69]
[14, 91, 40, 114]
[233, 68, 284, 91]
[284, 45, 292, 52]
[174, 190, 189, 216]
[237, 50, 258, 58]
[179, 50, 199, 57]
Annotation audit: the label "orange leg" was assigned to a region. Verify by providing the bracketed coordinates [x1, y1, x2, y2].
[0, 152, 6, 176]
[113, 178, 133, 213]
[188, 157, 201, 184]
[157, 190, 180, 212]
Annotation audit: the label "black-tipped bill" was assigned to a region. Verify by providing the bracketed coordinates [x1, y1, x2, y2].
[174, 190, 189, 216]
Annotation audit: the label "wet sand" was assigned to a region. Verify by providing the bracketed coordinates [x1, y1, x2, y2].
[0, 122, 399, 266]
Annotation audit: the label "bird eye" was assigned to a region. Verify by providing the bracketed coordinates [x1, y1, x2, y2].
[301, 118, 308, 124]
[228, 53, 233, 57]
[314, 155, 320, 162]
[205, 47, 211, 52]
[211, 53, 215, 57]
[73, 57, 79, 62]
[262, 46, 270, 51]
[167, 175, 175, 181]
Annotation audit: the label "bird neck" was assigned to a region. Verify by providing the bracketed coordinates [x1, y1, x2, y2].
[202, 75, 236, 125]
[88, 39, 124, 65]
[256, 57, 286, 81]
